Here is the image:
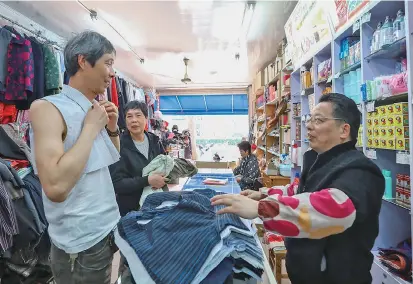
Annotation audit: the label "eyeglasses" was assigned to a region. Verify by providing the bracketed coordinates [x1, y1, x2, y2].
[305, 115, 345, 125]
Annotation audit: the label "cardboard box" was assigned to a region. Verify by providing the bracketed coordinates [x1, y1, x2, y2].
[386, 127, 395, 138]
[367, 138, 373, 148]
[379, 116, 387, 127]
[377, 106, 386, 116]
[394, 102, 408, 115]
[380, 139, 387, 149]
[373, 128, 380, 138]
[373, 138, 380, 148]
[394, 114, 409, 127]
[387, 116, 395, 127]
[387, 139, 396, 150]
[395, 126, 408, 138]
[396, 138, 409, 151]
[386, 104, 395, 115]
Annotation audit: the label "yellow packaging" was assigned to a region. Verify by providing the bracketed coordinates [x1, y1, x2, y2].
[371, 111, 378, 118]
[378, 106, 386, 115]
[379, 116, 387, 127]
[394, 115, 409, 127]
[387, 139, 396, 150]
[386, 104, 395, 115]
[367, 138, 373, 148]
[367, 112, 373, 118]
[386, 127, 395, 138]
[387, 116, 395, 127]
[395, 126, 409, 138]
[373, 117, 380, 127]
[396, 138, 409, 151]
[380, 139, 387, 149]
[373, 138, 380, 148]
[379, 127, 387, 138]
[367, 129, 373, 137]
[366, 118, 373, 128]
[373, 128, 380, 138]
[394, 102, 408, 115]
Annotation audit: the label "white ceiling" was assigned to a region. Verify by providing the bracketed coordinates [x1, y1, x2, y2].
[1, 0, 296, 90]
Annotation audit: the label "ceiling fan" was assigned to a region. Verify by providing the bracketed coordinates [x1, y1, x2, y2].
[150, 57, 193, 84]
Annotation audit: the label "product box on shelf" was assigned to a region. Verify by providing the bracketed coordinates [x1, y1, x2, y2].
[367, 103, 409, 151]
[396, 174, 411, 208]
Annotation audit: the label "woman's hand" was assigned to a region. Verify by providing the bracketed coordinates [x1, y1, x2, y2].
[240, 189, 263, 201]
[210, 194, 259, 219]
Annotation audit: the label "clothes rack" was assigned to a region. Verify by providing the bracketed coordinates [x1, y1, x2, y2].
[0, 13, 63, 50]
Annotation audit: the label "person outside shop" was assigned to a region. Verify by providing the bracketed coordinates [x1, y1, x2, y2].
[233, 141, 260, 190]
[29, 31, 121, 283]
[212, 93, 385, 284]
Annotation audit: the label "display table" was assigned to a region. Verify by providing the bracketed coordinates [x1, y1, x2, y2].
[181, 168, 277, 284]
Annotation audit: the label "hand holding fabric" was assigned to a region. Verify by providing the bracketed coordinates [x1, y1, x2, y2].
[148, 173, 166, 189]
[99, 100, 118, 131]
[210, 194, 259, 219]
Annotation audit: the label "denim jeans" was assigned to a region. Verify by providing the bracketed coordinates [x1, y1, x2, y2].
[50, 232, 116, 284]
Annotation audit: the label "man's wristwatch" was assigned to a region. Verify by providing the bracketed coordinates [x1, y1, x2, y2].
[106, 126, 120, 137]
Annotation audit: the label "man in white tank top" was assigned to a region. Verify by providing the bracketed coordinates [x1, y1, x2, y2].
[29, 31, 121, 284]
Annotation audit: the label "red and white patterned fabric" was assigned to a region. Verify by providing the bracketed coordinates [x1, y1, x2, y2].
[258, 182, 356, 239]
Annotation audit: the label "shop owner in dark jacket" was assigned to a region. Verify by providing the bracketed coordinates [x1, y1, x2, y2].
[211, 93, 385, 284]
[110, 100, 165, 217]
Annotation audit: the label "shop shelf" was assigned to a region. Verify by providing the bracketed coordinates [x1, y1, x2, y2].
[365, 37, 407, 62]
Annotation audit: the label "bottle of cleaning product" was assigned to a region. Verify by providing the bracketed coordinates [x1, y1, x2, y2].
[372, 21, 382, 52]
[393, 9, 405, 41]
[380, 16, 394, 47]
[293, 173, 300, 186]
[382, 170, 393, 199]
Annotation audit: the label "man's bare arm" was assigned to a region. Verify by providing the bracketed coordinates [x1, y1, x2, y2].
[30, 100, 104, 202]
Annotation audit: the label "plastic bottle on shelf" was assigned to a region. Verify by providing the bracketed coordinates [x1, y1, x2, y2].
[293, 173, 300, 186]
[371, 21, 382, 53]
[382, 170, 393, 199]
[393, 9, 405, 41]
[380, 16, 394, 48]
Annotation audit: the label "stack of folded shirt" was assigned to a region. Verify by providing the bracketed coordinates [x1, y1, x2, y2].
[115, 189, 264, 284]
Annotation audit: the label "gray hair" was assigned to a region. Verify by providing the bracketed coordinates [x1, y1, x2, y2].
[64, 30, 116, 77]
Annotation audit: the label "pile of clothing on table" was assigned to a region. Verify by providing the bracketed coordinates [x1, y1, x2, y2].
[115, 189, 264, 284]
[378, 238, 412, 281]
[0, 123, 52, 284]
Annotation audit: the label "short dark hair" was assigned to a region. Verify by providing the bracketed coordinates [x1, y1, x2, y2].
[124, 101, 148, 118]
[319, 93, 361, 141]
[237, 141, 251, 154]
[64, 31, 116, 77]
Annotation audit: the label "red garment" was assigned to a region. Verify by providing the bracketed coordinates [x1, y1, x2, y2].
[3, 26, 34, 102]
[4, 159, 29, 170]
[0, 103, 18, 123]
[111, 77, 119, 107]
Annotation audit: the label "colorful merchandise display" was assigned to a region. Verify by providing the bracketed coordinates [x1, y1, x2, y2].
[285, 1, 412, 283]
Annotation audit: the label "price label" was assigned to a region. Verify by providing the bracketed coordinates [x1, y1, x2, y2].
[301, 90, 305, 96]
[396, 152, 410, 165]
[366, 101, 375, 112]
[365, 149, 377, 160]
